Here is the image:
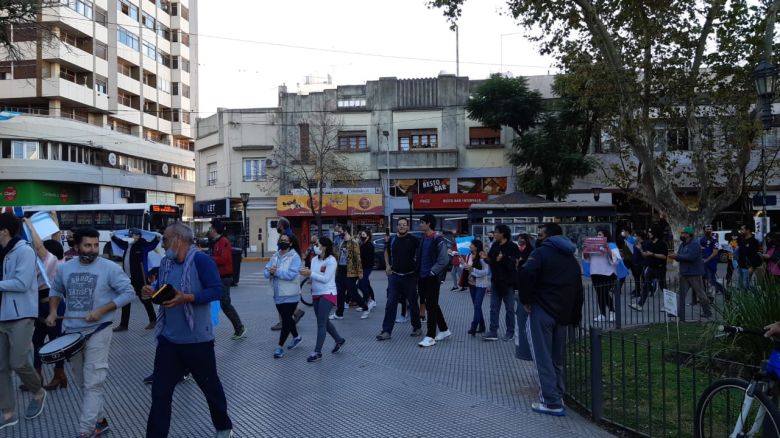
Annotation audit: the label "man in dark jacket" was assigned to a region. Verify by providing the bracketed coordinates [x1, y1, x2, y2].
[517, 223, 583, 417]
[208, 222, 246, 340]
[111, 229, 160, 331]
[668, 226, 712, 319]
[415, 214, 452, 348]
[484, 224, 520, 342]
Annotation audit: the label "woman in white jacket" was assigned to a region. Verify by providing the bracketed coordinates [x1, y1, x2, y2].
[299, 237, 346, 363]
[264, 234, 302, 359]
[463, 239, 490, 335]
[583, 229, 621, 322]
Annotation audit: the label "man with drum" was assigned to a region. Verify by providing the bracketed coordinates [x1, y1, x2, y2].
[46, 227, 134, 437]
[0, 212, 47, 431]
[142, 223, 233, 438]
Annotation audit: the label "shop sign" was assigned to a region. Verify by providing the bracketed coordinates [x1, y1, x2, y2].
[277, 194, 349, 216]
[413, 193, 488, 210]
[194, 199, 230, 218]
[348, 194, 383, 216]
[418, 178, 450, 194]
[457, 177, 508, 195]
[0, 181, 79, 206]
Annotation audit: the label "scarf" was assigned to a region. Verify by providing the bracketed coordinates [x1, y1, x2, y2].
[155, 245, 199, 337]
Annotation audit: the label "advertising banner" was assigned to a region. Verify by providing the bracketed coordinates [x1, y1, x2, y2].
[347, 194, 383, 216]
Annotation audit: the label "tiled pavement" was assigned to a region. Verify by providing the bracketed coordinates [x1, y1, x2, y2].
[2, 262, 612, 438]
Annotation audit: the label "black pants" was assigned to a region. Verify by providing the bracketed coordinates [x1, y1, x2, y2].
[32, 297, 64, 369]
[418, 276, 447, 338]
[147, 337, 232, 437]
[336, 266, 366, 317]
[591, 274, 615, 316]
[275, 303, 299, 347]
[630, 264, 643, 294]
[120, 283, 157, 327]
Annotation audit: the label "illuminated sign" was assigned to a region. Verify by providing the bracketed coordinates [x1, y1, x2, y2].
[151, 205, 180, 214]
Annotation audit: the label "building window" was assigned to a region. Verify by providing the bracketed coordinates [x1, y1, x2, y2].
[337, 98, 366, 108]
[207, 162, 217, 186]
[117, 59, 137, 79]
[180, 58, 190, 73]
[61, 0, 93, 18]
[11, 140, 39, 160]
[143, 42, 156, 60]
[12, 24, 36, 42]
[142, 12, 155, 30]
[95, 78, 107, 94]
[243, 159, 266, 181]
[156, 24, 170, 41]
[117, 0, 138, 21]
[117, 90, 133, 107]
[180, 5, 189, 19]
[398, 129, 437, 151]
[181, 84, 190, 98]
[95, 42, 108, 60]
[94, 7, 107, 26]
[158, 78, 170, 93]
[117, 27, 139, 50]
[170, 2, 178, 15]
[143, 71, 156, 87]
[469, 127, 501, 145]
[337, 131, 368, 150]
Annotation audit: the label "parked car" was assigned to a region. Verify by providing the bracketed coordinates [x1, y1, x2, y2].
[371, 232, 455, 270]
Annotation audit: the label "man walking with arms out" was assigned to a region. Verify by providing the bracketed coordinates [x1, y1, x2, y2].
[143, 223, 233, 437]
[416, 214, 452, 348]
[518, 223, 583, 417]
[208, 222, 246, 340]
[47, 227, 135, 437]
[0, 212, 47, 431]
[376, 218, 422, 341]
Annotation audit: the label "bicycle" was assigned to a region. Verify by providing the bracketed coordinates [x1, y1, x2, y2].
[694, 325, 780, 437]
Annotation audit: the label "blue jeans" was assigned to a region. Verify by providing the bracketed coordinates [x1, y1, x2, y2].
[312, 298, 343, 354]
[738, 268, 752, 289]
[382, 274, 421, 334]
[704, 267, 726, 295]
[147, 337, 232, 437]
[450, 265, 463, 289]
[357, 272, 374, 302]
[526, 305, 566, 409]
[469, 285, 486, 330]
[488, 283, 515, 337]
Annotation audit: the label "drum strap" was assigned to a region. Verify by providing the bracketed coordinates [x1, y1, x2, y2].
[66, 321, 112, 340]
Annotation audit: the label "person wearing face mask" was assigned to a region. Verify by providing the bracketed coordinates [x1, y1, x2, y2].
[357, 230, 377, 310]
[699, 224, 726, 297]
[668, 226, 712, 319]
[330, 228, 369, 320]
[141, 223, 233, 438]
[46, 227, 134, 437]
[265, 234, 303, 358]
[270, 217, 305, 331]
[208, 222, 246, 340]
[111, 229, 161, 332]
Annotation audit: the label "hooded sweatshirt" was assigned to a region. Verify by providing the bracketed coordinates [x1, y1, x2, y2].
[517, 235, 584, 326]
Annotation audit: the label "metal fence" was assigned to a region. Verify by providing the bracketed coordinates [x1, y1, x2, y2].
[565, 326, 760, 437]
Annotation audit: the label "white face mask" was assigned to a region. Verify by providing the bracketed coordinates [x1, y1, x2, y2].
[313, 245, 321, 255]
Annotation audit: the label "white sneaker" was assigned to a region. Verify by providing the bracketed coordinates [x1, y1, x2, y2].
[434, 330, 452, 341]
[609, 312, 616, 322]
[355, 306, 363, 312]
[593, 314, 606, 322]
[360, 311, 370, 319]
[329, 314, 343, 320]
[395, 315, 409, 323]
[418, 336, 436, 347]
[368, 300, 377, 310]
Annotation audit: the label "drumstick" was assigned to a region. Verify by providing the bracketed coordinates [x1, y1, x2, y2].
[56, 316, 86, 320]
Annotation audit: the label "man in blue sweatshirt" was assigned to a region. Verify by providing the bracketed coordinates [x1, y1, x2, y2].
[142, 223, 233, 438]
[517, 223, 583, 417]
[47, 227, 135, 437]
[668, 226, 712, 319]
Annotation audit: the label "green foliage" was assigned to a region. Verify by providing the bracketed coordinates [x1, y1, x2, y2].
[466, 74, 542, 135]
[720, 276, 780, 366]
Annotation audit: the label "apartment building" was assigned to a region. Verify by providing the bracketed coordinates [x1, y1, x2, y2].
[0, 0, 198, 217]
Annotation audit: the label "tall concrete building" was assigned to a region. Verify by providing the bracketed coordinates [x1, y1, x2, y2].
[0, 0, 198, 218]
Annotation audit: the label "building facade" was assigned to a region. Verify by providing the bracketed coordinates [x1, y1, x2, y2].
[0, 0, 198, 217]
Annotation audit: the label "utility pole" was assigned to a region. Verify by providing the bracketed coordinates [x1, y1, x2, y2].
[455, 25, 460, 76]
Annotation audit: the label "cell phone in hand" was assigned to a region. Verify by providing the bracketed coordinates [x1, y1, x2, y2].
[320, 265, 326, 273]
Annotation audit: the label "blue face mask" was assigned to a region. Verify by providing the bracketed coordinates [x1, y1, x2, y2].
[165, 239, 178, 260]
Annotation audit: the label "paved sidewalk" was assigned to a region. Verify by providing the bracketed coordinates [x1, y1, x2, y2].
[2, 262, 611, 438]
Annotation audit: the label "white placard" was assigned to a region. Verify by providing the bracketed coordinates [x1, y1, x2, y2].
[29, 211, 59, 240]
[663, 289, 678, 316]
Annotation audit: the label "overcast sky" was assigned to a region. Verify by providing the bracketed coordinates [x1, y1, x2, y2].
[196, 0, 556, 116]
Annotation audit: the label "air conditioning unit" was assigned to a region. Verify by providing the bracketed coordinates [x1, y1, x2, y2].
[265, 158, 278, 168]
[120, 188, 131, 198]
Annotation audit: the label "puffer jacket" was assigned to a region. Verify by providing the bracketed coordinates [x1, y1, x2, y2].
[0, 239, 38, 321]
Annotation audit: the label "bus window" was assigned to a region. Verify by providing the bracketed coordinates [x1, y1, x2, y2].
[127, 214, 143, 230]
[114, 213, 127, 228]
[76, 212, 93, 227]
[96, 212, 112, 227]
[59, 212, 76, 229]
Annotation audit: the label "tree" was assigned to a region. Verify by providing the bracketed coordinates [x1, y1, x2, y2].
[467, 74, 594, 200]
[271, 102, 364, 234]
[431, 0, 780, 235]
[1, 1, 59, 60]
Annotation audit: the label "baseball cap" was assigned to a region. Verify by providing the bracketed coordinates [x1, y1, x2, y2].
[682, 226, 695, 235]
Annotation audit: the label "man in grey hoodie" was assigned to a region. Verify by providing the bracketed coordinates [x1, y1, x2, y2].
[668, 226, 712, 319]
[0, 212, 47, 431]
[517, 223, 583, 417]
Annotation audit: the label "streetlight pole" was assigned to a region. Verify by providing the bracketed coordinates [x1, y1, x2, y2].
[407, 190, 414, 231]
[754, 60, 777, 242]
[240, 192, 249, 257]
[383, 130, 391, 231]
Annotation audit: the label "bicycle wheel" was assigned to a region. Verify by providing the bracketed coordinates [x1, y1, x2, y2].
[299, 277, 313, 307]
[695, 378, 780, 437]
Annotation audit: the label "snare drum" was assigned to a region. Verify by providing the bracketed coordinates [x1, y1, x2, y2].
[39, 333, 85, 364]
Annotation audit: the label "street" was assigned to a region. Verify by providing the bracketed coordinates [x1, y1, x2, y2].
[2, 261, 609, 438]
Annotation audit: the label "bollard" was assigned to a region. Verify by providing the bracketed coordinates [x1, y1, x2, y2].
[590, 327, 604, 423]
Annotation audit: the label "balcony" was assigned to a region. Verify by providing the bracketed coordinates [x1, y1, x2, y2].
[375, 149, 459, 170]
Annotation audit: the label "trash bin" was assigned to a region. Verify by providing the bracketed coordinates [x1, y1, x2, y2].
[231, 247, 243, 286]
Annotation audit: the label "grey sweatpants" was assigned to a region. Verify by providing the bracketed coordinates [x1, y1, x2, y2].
[70, 326, 113, 434]
[0, 318, 42, 413]
[526, 305, 566, 408]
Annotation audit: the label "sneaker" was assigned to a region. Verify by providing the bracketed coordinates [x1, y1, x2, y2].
[609, 312, 616, 322]
[354, 306, 364, 312]
[94, 418, 110, 436]
[360, 311, 370, 319]
[329, 314, 343, 320]
[273, 347, 284, 358]
[502, 334, 514, 342]
[434, 330, 452, 341]
[410, 329, 422, 337]
[307, 352, 322, 363]
[270, 322, 282, 331]
[482, 334, 498, 341]
[231, 327, 248, 340]
[0, 414, 18, 431]
[215, 429, 234, 438]
[418, 336, 436, 347]
[331, 339, 346, 354]
[287, 336, 303, 350]
[450, 286, 458, 291]
[395, 315, 409, 323]
[593, 314, 606, 322]
[629, 303, 643, 312]
[531, 402, 566, 417]
[459, 287, 468, 292]
[143, 374, 154, 385]
[376, 332, 391, 341]
[112, 325, 128, 332]
[368, 300, 377, 310]
[179, 373, 191, 384]
[24, 389, 46, 419]
[293, 309, 305, 323]
[144, 322, 156, 330]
